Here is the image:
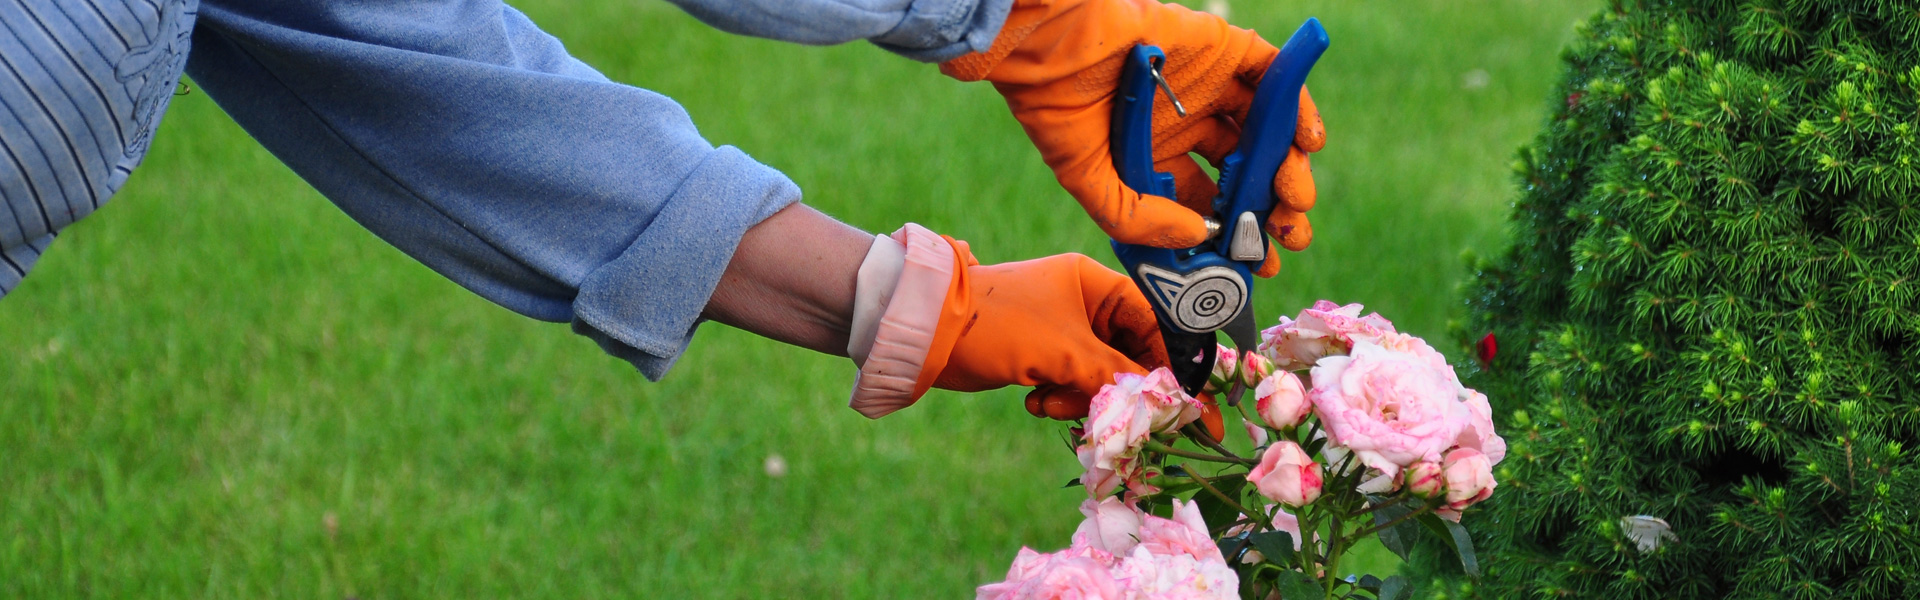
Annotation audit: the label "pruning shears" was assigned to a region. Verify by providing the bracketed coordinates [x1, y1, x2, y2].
[1110, 18, 1329, 401]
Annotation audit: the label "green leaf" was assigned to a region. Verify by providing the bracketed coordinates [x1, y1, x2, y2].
[1302, 435, 1328, 456]
[1063, 477, 1082, 488]
[1378, 575, 1411, 600]
[1190, 475, 1247, 532]
[1249, 530, 1299, 565]
[1351, 574, 1383, 594]
[1143, 496, 1173, 518]
[1273, 570, 1324, 600]
[1367, 498, 1423, 562]
[1416, 513, 1481, 578]
[1217, 536, 1250, 564]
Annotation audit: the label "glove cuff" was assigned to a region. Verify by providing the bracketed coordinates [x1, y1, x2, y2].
[937, 0, 1060, 82]
[847, 224, 971, 418]
[847, 234, 907, 367]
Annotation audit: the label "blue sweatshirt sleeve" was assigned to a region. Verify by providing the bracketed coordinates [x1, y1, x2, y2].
[0, 0, 194, 297]
[186, 0, 800, 379]
[662, 0, 1011, 62]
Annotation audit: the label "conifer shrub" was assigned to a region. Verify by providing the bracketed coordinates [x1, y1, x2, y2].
[1407, 1, 1920, 598]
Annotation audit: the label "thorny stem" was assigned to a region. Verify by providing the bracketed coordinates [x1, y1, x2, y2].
[1144, 440, 1256, 465]
[1179, 463, 1272, 531]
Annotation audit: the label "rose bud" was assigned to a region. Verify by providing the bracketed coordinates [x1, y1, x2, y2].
[1205, 344, 1239, 395]
[1404, 461, 1444, 498]
[1254, 371, 1311, 429]
[1437, 448, 1496, 521]
[1248, 441, 1323, 507]
[1240, 352, 1276, 388]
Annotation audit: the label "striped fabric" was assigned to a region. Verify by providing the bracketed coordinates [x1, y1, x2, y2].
[0, 0, 195, 296]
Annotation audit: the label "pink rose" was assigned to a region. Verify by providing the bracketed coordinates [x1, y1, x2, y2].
[1121, 368, 1202, 433]
[1240, 352, 1276, 388]
[1367, 331, 1462, 385]
[1205, 344, 1239, 395]
[1259, 300, 1398, 370]
[1076, 445, 1156, 500]
[1075, 446, 1122, 498]
[1454, 389, 1508, 465]
[1243, 419, 1269, 449]
[976, 546, 1122, 600]
[1073, 497, 1144, 555]
[1135, 499, 1224, 563]
[1247, 441, 1323, 507]
[1083, 386, 1148, 474]
[1438, 448, 1496, 521]
[1254, 371, 1311, 429]
[1310, 340, 1472, 479]
[1404, 461, 1444, 498]
[1109, 547, 1239, 599]
[1084, 369, 1197, 474]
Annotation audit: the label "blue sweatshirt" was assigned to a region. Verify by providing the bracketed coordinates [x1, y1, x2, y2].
[0, 0, 1009, 378]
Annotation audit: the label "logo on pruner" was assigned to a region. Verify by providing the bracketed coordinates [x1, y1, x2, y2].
[1135, 264, 1245, 334]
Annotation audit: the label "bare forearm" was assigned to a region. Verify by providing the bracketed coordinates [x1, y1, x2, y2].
[703, 203, 871, 355]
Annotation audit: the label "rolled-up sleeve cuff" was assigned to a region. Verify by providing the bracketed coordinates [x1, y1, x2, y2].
[873, 0, 1014, 62]
[569, 146, 800, 380]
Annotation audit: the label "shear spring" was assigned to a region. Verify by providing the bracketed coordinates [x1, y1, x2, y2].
[1148, 58, 1188, 118]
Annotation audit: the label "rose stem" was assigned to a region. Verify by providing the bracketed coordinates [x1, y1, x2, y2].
[1144, 440, 1256, 465]
[1178, 462, 1273, 531]
[1180, 423, 1249, 462]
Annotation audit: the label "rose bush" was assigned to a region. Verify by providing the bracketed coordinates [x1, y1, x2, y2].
[982, 301, 1504, 600]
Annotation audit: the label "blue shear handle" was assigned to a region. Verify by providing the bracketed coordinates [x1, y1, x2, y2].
[1111, 45, 1175, 200]
[1108, 45, 1247, 336]
[1213, 18, 1330, 256]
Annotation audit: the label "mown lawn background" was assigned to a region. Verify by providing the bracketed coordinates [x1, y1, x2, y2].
[1, 0, 1588, 596]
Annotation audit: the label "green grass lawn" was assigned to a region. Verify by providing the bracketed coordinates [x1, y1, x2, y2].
[0, 0, 1588, 596]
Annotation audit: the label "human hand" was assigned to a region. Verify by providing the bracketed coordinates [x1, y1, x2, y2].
[937, 250, 1224, 439]
[845, 225, 1224, 440]
[944, 0, 1324, 277]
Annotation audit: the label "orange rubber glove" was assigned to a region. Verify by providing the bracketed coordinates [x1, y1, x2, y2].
[943, 0, 1325, 277]
[849, 226, 1223, 440]
[933, 246, 1225, 439]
